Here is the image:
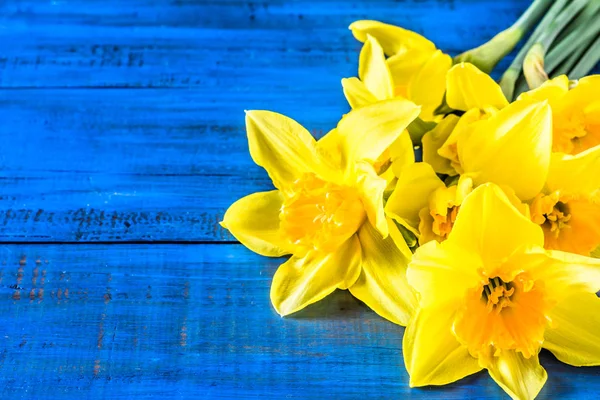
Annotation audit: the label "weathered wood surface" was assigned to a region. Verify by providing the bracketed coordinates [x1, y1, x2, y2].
[3, 1, 600, 399]
[1, 244, 598, 399]
[0, 0, 534, 242]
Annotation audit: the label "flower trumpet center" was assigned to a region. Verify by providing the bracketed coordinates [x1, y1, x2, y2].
[542, 201, 571, 237]
[530, 192, 571, 239]
[531, 191, 600, 255]
[454, 271, 550, 358]
[418, 181, 472, 244]
[432, 206, 460, 239]
[280, 173, 365, 253]
[553, 111, 587, 154]
[481, 277, 514, 313]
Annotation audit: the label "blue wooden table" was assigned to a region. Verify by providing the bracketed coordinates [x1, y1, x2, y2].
[1, 1, 599, 398]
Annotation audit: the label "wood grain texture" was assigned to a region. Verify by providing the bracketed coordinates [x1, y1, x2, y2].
[0, 244, 598, 399]
[0, 0, 535, 242]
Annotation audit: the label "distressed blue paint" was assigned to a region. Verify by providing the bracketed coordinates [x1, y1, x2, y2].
[0, 244, 599, 399]
[1, 1, 599, 399]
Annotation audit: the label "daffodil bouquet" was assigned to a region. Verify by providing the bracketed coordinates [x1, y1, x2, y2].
[221, 1, 600, 399]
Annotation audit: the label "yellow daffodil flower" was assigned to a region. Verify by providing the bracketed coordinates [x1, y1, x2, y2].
[435, 62, 509, 174]
[343, 20, 452, 121]
[405, 183, 600, 400]
[439, 97, 552, 201]
[385, 162, 473, 245]
[518, 75, 600, 154]
[530, 144, 600, 255]
[221, 99, 421, 325]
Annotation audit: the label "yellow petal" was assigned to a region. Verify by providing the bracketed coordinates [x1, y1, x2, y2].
[270, 235, 362, 316]
[458, 100, 552, 200]
[221, 190, 290, 257]
[544, 292, 600, 366]
[446, 62, 508, 111]
[349, 222, 418, 326]
[404, 305, 482, 387]
[408, 239, 483, 308]
[341, 77, 378, 109]
[408, 50, 452, 121]
[349, 20, 436, 57]
[481, 350, 547, 400]
[525, 248, 600, 296]
[438, 108, 487, 173]
[387, 216, 414, 260]
[354, 161, 389, 237]
[388, 129, 415, 174]
[336, 98, 420, 166]
[359, 35, 393, 100]
[450, 183, 544, 265]
[246, 110, 334, 189]
[316, 128, 344, 170]
[387, 47, 435, 89]
[422, 114, 460, 175]
[385, 162, 445, 232]
[547, 144, 600, 194]
[517, 75, 569, 108]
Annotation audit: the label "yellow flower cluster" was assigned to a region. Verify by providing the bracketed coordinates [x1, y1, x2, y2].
[221, 19, 600, 400]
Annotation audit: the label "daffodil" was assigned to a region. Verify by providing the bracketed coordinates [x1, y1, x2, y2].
[385, 162, 473, 245]
[343, 20, 452, 121]
[439, 96, 552, 201]
[405, 183, 600, 400]
[221, 99, 421, 325]
[435, 62, 509, 174]
[530, 144, 600, 255]
[518, 74, 600, 154]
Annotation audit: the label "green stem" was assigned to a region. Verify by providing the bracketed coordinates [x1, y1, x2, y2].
[454, 0, 553, 74]
[552, 38, 590, 77]
[499, 0, 569, 100]
[545, 7, 600, 72]
[554, 0, 600, 43]
[545, 11, 600, 73]
[569, 35, 600, 78]
[523, 0, 588, 89]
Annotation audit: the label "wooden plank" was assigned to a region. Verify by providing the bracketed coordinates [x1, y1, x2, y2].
[1, 243, 597, 399]
[0, 0, 530, 88]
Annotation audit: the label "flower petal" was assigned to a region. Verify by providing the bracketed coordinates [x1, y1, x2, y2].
[246, 110, 334, 189]
[354, 161, 389, 237]
[270, 235, 362, 316]
[408, 239, 483, 308]
[388, 129, 415, 173]
[547, 144, 600, 194]
[336, 98, 420, 166]
[517, 75, 569, 108]
[450, 183, 544, 265]
[544, 291, 600, 366]
[458, 99, 552, 200]
[349, 222, 418, 326]
[422, 114, 460, 175]
[359, 35, 393, 100]
[408, 50, 452, 121]
[404, 304, 482, 387]
[446, 62, 508, 111]
[341, 77, 378, 109]
[349, 20, 436, 57]
[524, 248, 600, 296]
[221, 190, 291, 257]
[386, 162, 445, 232]
[482, 350, 547, 400]
[387, 47, 435, 90]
